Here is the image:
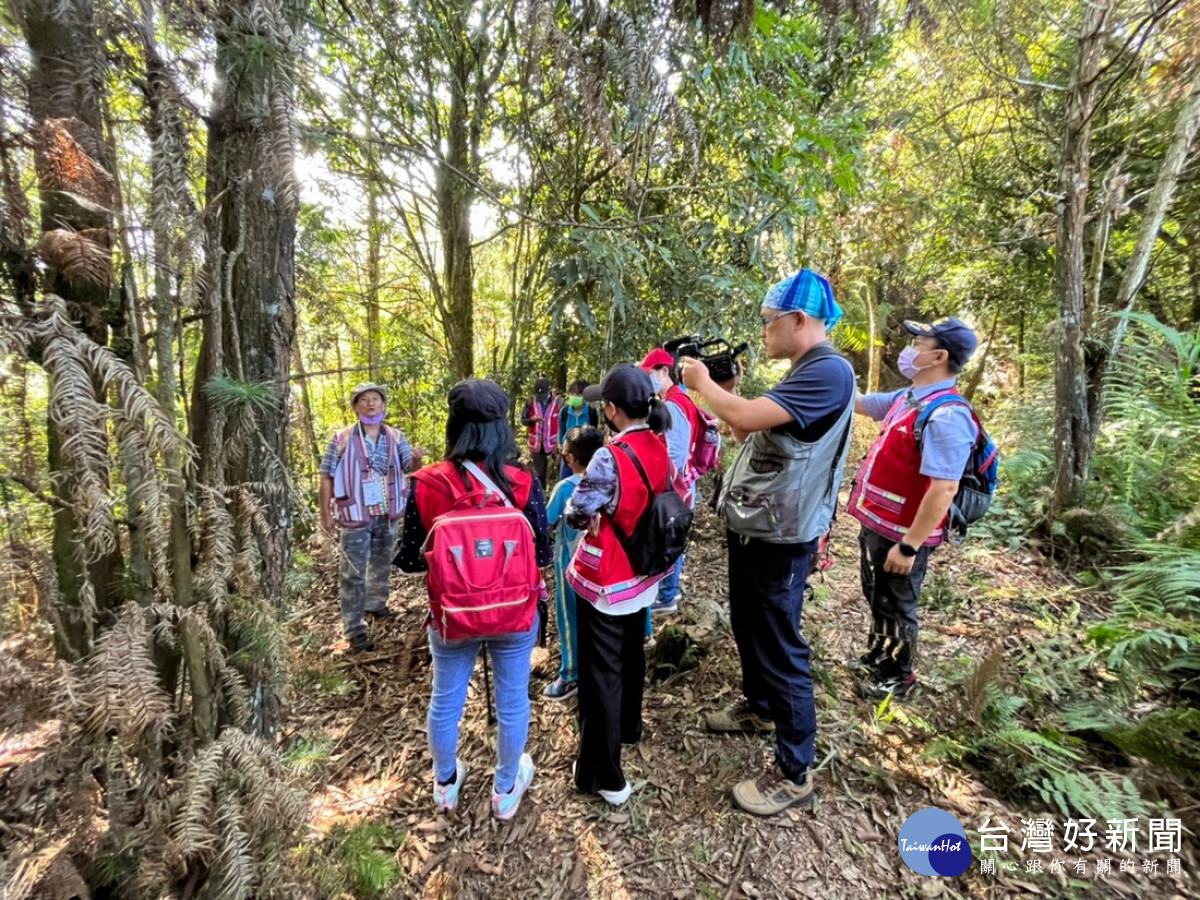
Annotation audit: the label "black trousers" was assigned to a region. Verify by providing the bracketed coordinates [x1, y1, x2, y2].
[727, 531, 818, 781]
[531, 450, 550, 486]
[574, 599, 645, 794]
[858, 526, 933, 677]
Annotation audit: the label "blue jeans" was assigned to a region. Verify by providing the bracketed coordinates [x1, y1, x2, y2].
[339, 516, 398, 638]
[658, 553, 684, 602]
[727, 531, 818, 782]
[427, 617, 538, 793]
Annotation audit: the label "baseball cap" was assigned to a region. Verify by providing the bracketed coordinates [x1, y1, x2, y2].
[639, 348, 675, 370]
[594, 364, 656, 411]
[904, 317, 978, 368]
[447, 378, 510, 423]
[350, 382, 388, 406]
[763, 269, 844, 329]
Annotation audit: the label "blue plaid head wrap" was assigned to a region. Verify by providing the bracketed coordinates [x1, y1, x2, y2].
[763, 269, 843, 330]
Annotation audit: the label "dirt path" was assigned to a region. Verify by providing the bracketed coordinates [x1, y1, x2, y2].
[283, 505, 1200, 900]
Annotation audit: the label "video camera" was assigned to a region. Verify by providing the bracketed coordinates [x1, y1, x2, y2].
[665, 336, 749, 384]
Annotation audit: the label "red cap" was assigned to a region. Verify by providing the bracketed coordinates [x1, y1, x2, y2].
[639, 348, 675, 370]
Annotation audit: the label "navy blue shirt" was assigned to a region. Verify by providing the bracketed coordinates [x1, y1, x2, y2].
[765, 345, 857, 441]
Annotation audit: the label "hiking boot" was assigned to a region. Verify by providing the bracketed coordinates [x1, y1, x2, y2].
[705, 701, 775, 734]
[365, 606, 398, 621]
[650, 596, 678, 615]
[857, 672, 918, 701]
[732, 765, 814, 817]
[349, 633, 375, 653]
[433, 758, 468, 812]
[492, 753, 535, 820]
[543, 677, 578, 702]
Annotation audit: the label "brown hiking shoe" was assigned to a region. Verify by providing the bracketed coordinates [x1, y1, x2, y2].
[705, 701, 775, 734]
[732, 766, 814, 817]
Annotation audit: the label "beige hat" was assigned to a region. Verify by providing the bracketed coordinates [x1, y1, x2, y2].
[350, 382, 388, 406]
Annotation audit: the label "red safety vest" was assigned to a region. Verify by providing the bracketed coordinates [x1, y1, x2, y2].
[846, 392, 954, 547]
[566, 428, 669, 608]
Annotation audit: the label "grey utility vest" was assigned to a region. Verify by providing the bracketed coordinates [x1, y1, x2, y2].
[718, 344, 856, 544]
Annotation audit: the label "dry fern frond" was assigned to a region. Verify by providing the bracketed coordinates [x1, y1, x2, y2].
[195, 485, 236, 607]
[36, 227, 112, 289]
[168, 729, 306, 899]
[76, 603, 173, 748]
[1, 837, 72, 900]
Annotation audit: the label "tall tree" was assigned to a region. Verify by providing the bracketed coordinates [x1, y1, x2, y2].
[191, 0, 305, 616]
[15, 0, 125, 658]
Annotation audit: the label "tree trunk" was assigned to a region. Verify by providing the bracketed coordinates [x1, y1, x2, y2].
[436, 47, 476, 380]
[192, 0, 303, 613]
[366, 180, 382, 381]
[961, 315, 998, 402]
[21, 0, 124, 658]
[867, 279, 883, 393]
[143, 32, 196, 613]
[1052, 0, 1113, 514]
[1108, 64, 1200, 358]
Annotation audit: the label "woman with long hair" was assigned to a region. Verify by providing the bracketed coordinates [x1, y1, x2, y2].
[396, 379, 552, 820]
[565, 364, 672, 805]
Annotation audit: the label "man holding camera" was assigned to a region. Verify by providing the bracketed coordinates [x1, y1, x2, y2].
[681, 269, 855, 817]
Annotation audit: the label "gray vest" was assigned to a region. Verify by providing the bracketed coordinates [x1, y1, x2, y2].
[718, 345, 855, 544]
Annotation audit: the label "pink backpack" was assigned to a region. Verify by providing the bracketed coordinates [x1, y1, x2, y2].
[422, 462, 540, 640]
[690, 405, 722, 477]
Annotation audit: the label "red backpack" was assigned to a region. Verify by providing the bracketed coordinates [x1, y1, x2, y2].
[421, 462, 540, 640]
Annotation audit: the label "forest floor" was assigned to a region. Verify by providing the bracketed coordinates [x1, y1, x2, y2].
[282, 500, 1200, 900]
[4, 492, 1200, 899]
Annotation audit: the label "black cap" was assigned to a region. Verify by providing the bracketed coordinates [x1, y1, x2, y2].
[904, 316, 979, 368]
[447, 378, 509, 423]
[535, 377, 551, 393]
[594, 363, 656, 411]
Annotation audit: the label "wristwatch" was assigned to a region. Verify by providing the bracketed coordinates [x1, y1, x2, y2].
[897, 542, 918, 558]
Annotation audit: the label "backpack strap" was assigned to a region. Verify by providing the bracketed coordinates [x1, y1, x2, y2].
[462, 461, 515, 508]
[612, 442, 664, 497]
[913, 392, 981, 450]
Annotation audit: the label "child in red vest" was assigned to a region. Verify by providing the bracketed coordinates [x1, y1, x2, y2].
[565, 364, 672, 805]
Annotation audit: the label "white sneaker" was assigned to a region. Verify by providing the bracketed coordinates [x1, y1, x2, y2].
[492, 753, 535, 820]
[599, 781, 632, 806]
[432, 758, 467, 812]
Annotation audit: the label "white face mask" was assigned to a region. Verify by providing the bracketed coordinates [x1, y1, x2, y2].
[898, 345, 931, 380]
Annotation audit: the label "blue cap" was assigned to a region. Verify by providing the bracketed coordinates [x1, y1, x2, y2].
[904, 317, 978, 368]
[763, 269, 843, 329]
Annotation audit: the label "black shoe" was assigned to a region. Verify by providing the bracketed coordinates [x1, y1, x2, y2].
[349, 633, 376, 653]
[856, 672, 917, 701]
[365, 607, 398, 621]
[846, 653, 883, 677]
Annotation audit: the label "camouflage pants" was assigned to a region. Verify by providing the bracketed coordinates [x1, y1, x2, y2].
[339, 516, 399, 638]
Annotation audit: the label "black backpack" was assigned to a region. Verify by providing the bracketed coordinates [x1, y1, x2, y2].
[610, 443, 693, 577]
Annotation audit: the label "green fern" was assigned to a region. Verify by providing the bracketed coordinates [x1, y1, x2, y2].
[336, 821, 404, 898]
[1102, 708, 1200, 778]
[203, 376, 281, 414]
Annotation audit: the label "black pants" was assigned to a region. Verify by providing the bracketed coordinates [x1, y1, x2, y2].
[575, 599, 645, 793]
[531, 450, 550, 487]
[858, 526, 933, 677]
[727, 531, 818, 782]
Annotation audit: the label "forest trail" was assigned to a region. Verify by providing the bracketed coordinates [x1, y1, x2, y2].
[281, 500, 1199, 900]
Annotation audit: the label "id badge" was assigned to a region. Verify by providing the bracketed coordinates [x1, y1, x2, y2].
[362, 478, 385, 508]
